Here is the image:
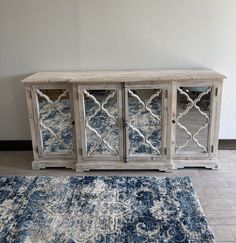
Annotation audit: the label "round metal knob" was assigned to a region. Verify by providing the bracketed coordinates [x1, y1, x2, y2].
[172, 120, 176, 124]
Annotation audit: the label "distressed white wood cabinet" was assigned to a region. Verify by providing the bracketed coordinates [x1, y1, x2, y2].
[22, 70, 225, 172]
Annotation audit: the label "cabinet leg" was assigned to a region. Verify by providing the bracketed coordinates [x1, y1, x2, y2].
[76, 168, 84, 173]
[164, 167, 173, 173]
[205, 164, 218, 170]
[32, 166, 41, 171]
[159, 166, 172, 173]
[32, 161, 45, 170]
[76, 165, 90, 173]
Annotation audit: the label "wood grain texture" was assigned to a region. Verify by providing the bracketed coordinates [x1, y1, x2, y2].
[21, 69, 226, 84]
[22, 70, 225, 172]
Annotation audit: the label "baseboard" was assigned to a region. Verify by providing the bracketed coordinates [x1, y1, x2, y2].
[218, 139, 236, 150]
[0, 140, 32, 151]
[0, 140, 235, 151]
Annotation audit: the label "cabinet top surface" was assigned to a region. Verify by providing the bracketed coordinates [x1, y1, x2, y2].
[22, 69, 226, 84]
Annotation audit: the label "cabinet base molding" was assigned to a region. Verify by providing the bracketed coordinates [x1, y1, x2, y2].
[31, 159, 218, 172]
[172, 160, 218, 170]
[76, 161, 172, 173]
[32, 160, 76, 171]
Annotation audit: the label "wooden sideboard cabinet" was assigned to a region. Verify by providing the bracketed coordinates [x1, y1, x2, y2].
[22, 70, 225, 172]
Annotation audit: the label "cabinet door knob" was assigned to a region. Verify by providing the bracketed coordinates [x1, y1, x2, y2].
[172, 120, 176, 124]
[72, 121, 75, 125]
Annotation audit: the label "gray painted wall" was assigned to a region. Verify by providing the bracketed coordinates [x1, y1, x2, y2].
[0, 0, 235, 139]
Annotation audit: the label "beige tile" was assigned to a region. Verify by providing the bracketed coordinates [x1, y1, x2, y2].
[211, 226, 235, 242]
[229, 225, 236, 241]
[217, 188, 236, 199]
[230, 224, 236, 241]
[171, 169, 200, 178]
[225, 180, 236, 188]
[194, 177, 227, 183]
[198, 170, 225, 178]
[195, 188, 219, 199]
[205, 211, 236, 225]
[191, 177, 229, 189]
[200, 199, 236, 211]
[219, 163, 236, 171]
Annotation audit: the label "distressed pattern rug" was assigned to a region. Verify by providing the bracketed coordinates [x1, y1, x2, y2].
[0, 176, 214, 242]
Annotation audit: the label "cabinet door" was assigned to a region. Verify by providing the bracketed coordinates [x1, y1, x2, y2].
[78, 85, 123, 161]
[124, 84, 167, 161]
[174, 83, 214, 157]
[33, 85, 75, 158]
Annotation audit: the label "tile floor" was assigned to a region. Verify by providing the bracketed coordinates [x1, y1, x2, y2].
[0, 150, 236, 242]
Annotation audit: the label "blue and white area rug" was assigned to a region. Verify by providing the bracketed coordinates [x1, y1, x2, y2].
[0, 176, 214, 242]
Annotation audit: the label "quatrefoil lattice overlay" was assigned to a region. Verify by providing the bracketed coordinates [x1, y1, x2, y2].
[84, 90, 119, 156]
[127, 89, 162, 156]
[36, 89, 73, 153]
[175, 87, 211, 153]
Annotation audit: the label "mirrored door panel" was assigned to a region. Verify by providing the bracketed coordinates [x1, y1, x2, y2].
[80, 87, 122, 160]
[35, 87, 74, 155]
[125, 86, 166, 159]
[175, 85, 212, 154]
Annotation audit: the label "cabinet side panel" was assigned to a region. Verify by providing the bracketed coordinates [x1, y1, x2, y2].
[213, 80, 224, 155]
[25, 85, 39, 160]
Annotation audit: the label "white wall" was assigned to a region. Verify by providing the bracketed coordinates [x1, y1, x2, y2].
[0, 0, 235, 139]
